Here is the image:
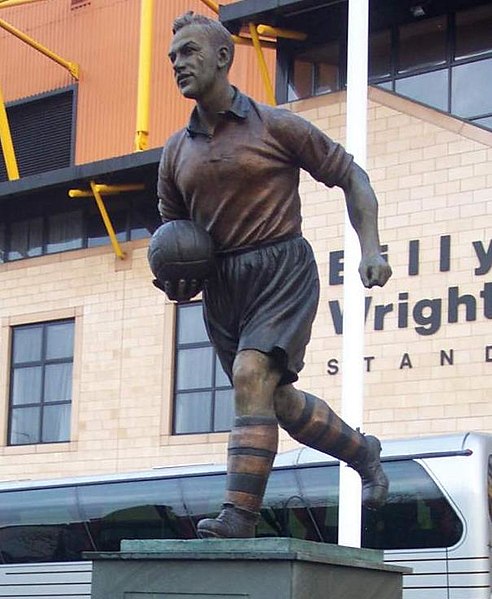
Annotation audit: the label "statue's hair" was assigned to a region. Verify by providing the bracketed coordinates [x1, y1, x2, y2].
[172, 11, 235, 71]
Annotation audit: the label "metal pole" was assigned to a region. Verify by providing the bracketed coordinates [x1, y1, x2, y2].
[0, 84, 19, 180]
[0, 18, 79, 79]
[135, 0, 153, 151]
[338, 0, 369, 548]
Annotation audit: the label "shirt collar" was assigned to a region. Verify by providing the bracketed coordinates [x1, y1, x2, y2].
[187, 87, 250, 137]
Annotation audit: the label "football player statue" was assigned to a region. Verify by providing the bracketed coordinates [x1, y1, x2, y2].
[156, 12, 392, 538]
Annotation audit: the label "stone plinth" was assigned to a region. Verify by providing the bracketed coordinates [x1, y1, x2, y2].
[89, 538, 409, 599]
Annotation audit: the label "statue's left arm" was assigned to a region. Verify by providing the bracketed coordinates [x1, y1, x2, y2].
[274, 110, 392, 289]
[340, 163, 392, 288]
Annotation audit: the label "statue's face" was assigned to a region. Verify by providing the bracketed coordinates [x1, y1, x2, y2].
[168, 25, 220, 100]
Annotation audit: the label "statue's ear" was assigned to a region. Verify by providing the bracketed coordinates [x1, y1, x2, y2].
[217, 45, 231, 70]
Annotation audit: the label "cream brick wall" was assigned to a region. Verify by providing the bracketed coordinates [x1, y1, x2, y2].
[0, 87, 490, 481]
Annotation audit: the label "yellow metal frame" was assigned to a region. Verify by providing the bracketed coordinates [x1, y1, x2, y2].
[0, 18, 79, 79]
[256, 24, 306, 41]
[68, 183, 145, 260]
[198, 0, 219, 14]
[0, 0, 48, 7]
[135, 0, 153, 151]
[0, 84, 19, 180]
[248, 23, 275, 106]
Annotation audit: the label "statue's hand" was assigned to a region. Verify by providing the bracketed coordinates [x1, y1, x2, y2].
[152, 278, 203, 301]
[359, 253, 392, 288]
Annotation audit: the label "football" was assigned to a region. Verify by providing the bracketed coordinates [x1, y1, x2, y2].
[147, 220, 215, 284]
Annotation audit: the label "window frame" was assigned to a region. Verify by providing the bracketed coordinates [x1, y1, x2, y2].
[172, 302, 234, 436]
[7, 318, 75, 446]
[281, 5, 492, 129]
[0, 191, 159, 264]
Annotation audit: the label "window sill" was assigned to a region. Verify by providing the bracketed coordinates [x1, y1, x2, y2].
[0, 441, 77, 455]
[163, 432, 229, 446]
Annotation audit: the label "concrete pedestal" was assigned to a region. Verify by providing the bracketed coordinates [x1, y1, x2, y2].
[89, 538, 409, 599]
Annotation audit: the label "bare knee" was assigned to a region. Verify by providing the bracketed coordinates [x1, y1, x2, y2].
[232, 350, 281, 417]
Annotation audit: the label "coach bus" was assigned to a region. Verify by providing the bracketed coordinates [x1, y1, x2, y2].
[0, 431, 490, 598]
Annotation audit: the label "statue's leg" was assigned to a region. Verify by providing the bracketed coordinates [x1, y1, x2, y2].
[197, 350, 280, 538]
[274, 385, 388, 509]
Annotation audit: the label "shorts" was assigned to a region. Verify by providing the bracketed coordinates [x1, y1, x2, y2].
[202, 236, 320, 386]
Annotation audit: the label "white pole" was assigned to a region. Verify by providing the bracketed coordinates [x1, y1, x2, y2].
[338, 0, 369, 548]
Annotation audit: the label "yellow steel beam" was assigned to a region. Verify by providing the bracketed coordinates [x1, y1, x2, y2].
[198, 0, 219, 14]
[0, 0, 48, 7]
[0, 84, 19, 180]
[0, 18, 79, 79]
[135, 0, 153, 152]
[256, 24, 307, 41]
[89, 181, 125, 259]
[68, 183, 145, 198]
[248, 22, 275, 106]
[232, 34, 276, 49]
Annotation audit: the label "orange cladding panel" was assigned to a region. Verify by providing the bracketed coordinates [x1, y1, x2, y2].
[0, 0, 276, 165]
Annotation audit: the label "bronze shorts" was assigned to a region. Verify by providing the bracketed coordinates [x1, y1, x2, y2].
[202, 236, 320, 385]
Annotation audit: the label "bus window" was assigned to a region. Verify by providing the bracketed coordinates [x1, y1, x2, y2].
[77, 477, 196, 551]
[260, 468, 303, 538]
[180, 472, 226, 530]
[295, 465, 340, 543]
[362, 460, 463, 550]
[0, 486, 91, 563]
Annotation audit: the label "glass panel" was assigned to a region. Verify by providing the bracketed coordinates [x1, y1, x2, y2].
[288, 60, 312, 101]
[42, 404, 71, 442]
[9, 406, 40, 444]
[79, 477, 195, 551]
[130, 202, 159, 240]
[0, 222, 5, 263]
[12, 325, 42, 364]
[46, 321, 74, 359]
[8, 217, 43, 260]
[297, 465, 340, 543]
[395, 69, 448, 111]
[11, 366, 42, 405]
[0, 485, 90, 563]
[213, 388, 234, 432]
[46, 210, 83, 254]
[316, 63, 339, 95]
[471, 115, 492, 131]
[313, 42, 339, 95]
[398, 16, 447, 73]
[377, 80, 393, 91]
[455, 5, 492, 61]
[87, 211, 127, 247]
[176, 347, 213, 390]
[452, 58, 492, 118]
[178, 304, 209, 344]
[259, 469, 303, 537]
[215, 359, 231, 388]
[362, 460, 463, 549]
[44, 363, 73, 402]
[181, 472, 226, 523]
[369, 30, 392, 79]
[174, 391, 212, 434]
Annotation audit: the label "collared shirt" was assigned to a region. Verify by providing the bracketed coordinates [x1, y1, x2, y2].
[157, 89, 353, 251]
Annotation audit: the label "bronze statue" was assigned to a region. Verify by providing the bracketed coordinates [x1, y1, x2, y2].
[156, 12, 392, 539]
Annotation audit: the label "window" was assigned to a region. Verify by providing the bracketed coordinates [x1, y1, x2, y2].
[8, 319, 75, 445]
[282, 5, 492, 130]
[174, 303, 234, 434]
[0, 191, 159, 263]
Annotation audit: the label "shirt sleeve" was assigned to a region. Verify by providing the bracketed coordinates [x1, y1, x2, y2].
[269, 109, 353, 188]
[157, 141, 189, 223]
